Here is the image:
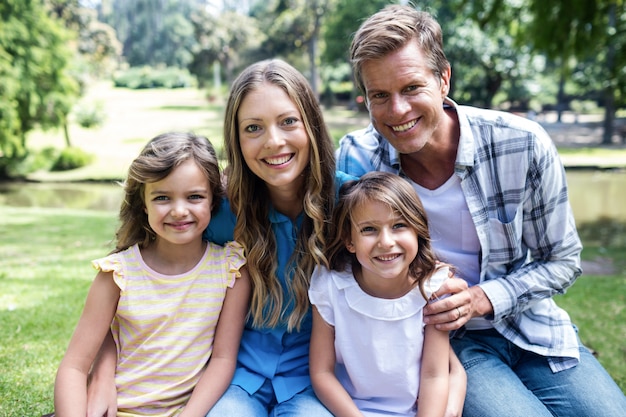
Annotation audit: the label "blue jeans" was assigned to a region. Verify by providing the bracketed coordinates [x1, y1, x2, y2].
[205, 380, 332, 417]
[452, 328, 626, 417]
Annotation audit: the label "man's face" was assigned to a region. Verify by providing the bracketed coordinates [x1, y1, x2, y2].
[361, 38, 450, 154]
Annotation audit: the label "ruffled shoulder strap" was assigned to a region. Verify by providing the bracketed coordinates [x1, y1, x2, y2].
[91, 245, 137, 291]
[424, 266, 450, 300]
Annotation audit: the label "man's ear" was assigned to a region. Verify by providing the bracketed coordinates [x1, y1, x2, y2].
[440, 65, 452, 98]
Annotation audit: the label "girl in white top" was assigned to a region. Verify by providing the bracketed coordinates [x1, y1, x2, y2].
[309, 171, 458, 417]
[54, 132, 251, 417]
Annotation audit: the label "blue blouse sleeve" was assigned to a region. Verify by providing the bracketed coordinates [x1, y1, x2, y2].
[203, 198, 236, 245]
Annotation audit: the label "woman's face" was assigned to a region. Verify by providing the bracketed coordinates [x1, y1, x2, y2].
[237, 82, 310, 194]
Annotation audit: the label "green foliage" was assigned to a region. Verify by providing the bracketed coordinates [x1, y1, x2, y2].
[321, 0, 391, 65]
[51, 147, 94, 171]
[113, 66, 197, 89]
[0, 0, 80, 178]
[101, 0, 198, 68]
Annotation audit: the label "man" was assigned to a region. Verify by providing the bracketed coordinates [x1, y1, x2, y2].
[337, 4, 626, 416]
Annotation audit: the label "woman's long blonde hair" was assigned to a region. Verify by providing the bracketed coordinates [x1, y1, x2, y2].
[224, 59, 336, 331]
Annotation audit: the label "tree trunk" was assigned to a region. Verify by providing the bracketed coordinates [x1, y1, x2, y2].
[64, 120, 72, 148]
[602, 3, 617, 145]
[556, 70, 565, 123]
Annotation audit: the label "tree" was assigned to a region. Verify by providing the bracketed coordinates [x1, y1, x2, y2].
[189, 8, 262, 88]
[0, 0, 80, 178]
[437, 1, 541, 109]
[251, 0, 332, 96]
[321, 0, 392, 106]
[99, 0, 198, 68]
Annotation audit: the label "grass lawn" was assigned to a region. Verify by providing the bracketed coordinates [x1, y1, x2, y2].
[0, 205, 624, 415]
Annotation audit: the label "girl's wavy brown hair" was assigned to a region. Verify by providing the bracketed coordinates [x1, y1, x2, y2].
[114, 132, 223, 253]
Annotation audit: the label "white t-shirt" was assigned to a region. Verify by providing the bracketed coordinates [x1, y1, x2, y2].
[412, 176, 491, 330]
[309, 265, 448, 417]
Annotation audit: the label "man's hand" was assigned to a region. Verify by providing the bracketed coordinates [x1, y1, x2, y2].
[424, 277, 493, 331]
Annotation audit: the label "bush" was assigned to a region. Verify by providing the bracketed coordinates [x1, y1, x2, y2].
[74, 101, 106, 128]
[113, 66, 197, 89]
[51, 147, 94, 171]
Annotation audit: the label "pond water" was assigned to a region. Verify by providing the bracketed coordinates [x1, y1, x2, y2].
[1, 170, 625, 226]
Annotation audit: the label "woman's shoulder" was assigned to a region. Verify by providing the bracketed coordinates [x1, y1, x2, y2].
[204, 198, 236, 245]
[335, 170, 358, 186]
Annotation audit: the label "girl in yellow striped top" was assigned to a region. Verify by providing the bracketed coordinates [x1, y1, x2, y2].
[54, 132, 251, 417]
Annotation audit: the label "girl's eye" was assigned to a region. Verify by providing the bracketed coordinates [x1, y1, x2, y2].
[360, 226, 376, 233]
[189, 194, 204, 200]
[153, 195, 169, 201]
[393, 222, 408, 229]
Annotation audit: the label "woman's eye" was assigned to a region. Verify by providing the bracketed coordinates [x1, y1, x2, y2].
[283, 117, 298, 126]
[245, 124, 260, 133]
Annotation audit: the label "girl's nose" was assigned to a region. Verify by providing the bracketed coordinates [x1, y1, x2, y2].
[378, 228, 394, 248]
[171, 202, 189, 218]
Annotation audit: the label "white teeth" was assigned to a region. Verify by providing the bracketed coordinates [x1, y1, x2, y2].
[377, 254, 399, 261]
[264, 155, 292, 165]
[392, 120, 417, 132]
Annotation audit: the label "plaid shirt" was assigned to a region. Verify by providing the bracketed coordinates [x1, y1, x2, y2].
[336, 98, 583, 372]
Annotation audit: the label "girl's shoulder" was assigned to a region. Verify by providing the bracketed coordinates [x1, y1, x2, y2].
[91, 245, 140, 291]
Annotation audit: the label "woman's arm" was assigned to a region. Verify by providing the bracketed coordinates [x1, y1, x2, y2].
[416, 325, 451, 417]
[309, 307, 363, 417]
[54, 271, 120, 417]
[444, 347, 466, 417]
[179, 266, 251, 417]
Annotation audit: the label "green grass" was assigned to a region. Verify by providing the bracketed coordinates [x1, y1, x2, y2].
[0, 206, 624, 416]
[557, 147, 626, 168]
[0, 207, 118, 416]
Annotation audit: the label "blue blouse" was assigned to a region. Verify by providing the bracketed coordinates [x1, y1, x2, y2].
[203, 171, 355, 402]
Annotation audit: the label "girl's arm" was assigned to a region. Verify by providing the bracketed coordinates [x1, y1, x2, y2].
[309, 307, 364, 417]
[444, 347, 466, 417]
[416, 325, 451, 417]
[179, 266, 251, 417]
[54, 271, 120, 417]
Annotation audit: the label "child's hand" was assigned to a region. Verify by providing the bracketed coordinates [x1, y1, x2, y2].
[86, 377, 117, 417]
